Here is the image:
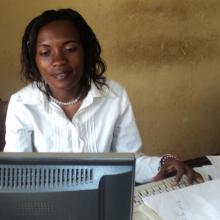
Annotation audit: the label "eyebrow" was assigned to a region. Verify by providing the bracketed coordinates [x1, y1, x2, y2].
[37, 40, 80, 47]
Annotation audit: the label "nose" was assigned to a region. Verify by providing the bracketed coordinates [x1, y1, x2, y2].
[52, 51, 67, 66]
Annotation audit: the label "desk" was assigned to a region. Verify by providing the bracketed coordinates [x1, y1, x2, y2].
[134, 155, 220, 220]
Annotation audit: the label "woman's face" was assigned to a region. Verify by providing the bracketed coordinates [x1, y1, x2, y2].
[35, 20, 84, 95]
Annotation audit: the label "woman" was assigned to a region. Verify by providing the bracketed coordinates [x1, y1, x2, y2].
[4, 8, 203, 184]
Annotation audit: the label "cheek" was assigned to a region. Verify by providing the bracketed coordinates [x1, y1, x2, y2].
[76, 49, 85, 68]
[79, 55, 85, 73]
[35, 58, 50, 75]
[78, 58, 85, 71]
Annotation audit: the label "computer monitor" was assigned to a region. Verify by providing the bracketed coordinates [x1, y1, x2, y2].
[0, 153, 135, 220]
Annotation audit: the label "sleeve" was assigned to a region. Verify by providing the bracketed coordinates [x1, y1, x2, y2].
[111, 87, 161, 183]
[4, 95, 33, 152]
[135, 154, 161, 183]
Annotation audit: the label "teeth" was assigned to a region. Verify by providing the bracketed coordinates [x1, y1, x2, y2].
[54, 73, 67, 80]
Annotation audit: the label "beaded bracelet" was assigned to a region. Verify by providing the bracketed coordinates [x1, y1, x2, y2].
[160, 154, 178, 167]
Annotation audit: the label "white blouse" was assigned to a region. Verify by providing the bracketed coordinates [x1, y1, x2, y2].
[4, 79, 161, 183]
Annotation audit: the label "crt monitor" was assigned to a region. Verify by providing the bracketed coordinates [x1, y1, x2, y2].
[0, 153, 135, 220]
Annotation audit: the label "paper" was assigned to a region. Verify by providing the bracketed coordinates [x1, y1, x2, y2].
[143, 179, 220, 220]
[207, 155, 220, 171]
[133, 204, 163, 220]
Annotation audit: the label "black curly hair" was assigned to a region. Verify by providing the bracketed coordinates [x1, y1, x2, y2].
[21, 8, 107, 97]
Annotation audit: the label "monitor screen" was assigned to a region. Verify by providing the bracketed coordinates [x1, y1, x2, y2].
[0, 153, 135, 220]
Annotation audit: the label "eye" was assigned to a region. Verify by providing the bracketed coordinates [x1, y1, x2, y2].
[64, 46, 78, 53]
[39, 50, 50, 57]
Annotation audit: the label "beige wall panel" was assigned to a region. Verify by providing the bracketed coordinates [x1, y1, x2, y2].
[0, 0, 220, 159]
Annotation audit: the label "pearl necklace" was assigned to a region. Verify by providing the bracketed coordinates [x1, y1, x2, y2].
[50, 91, 82, 106]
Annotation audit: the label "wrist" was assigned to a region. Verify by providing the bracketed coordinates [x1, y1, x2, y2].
[160, 154, 178, 168]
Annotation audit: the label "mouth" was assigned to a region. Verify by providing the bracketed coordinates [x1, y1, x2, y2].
[52, 69, 73, 80]
[54, 72, 68, 80]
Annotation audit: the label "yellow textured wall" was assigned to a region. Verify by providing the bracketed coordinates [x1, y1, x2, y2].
[1, 0, 220, 159]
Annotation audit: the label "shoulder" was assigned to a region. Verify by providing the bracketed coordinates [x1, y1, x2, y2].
[98, 79, 132, 109]
[90, 78, 128, 99]
[104, 79, 128, 97]
[10, 82, 44, 105]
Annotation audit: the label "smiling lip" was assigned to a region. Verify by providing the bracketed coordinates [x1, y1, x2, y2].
[54, 72, 68, 80]
[52, 70, 71, 80]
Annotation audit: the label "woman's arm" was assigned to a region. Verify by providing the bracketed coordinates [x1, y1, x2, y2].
[4, 95, 33, 152]
[111, 86, 203, 184]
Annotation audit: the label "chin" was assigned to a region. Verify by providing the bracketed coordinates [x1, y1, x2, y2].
[52, 81, 79, 91]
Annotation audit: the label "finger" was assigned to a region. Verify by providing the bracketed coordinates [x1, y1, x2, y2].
[194, 172, 204, 183]
[174, 166, 185, 184]
[153, 168, 167, 182]
[184, 166, 195, 185]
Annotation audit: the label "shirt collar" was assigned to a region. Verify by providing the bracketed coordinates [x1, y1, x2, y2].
[15, 82, 45, 105]
[79, 81, 117, 110]
[16, 80, 117, 106]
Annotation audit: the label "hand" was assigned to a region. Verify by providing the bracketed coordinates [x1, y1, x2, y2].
[153, 158, 204, 185]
